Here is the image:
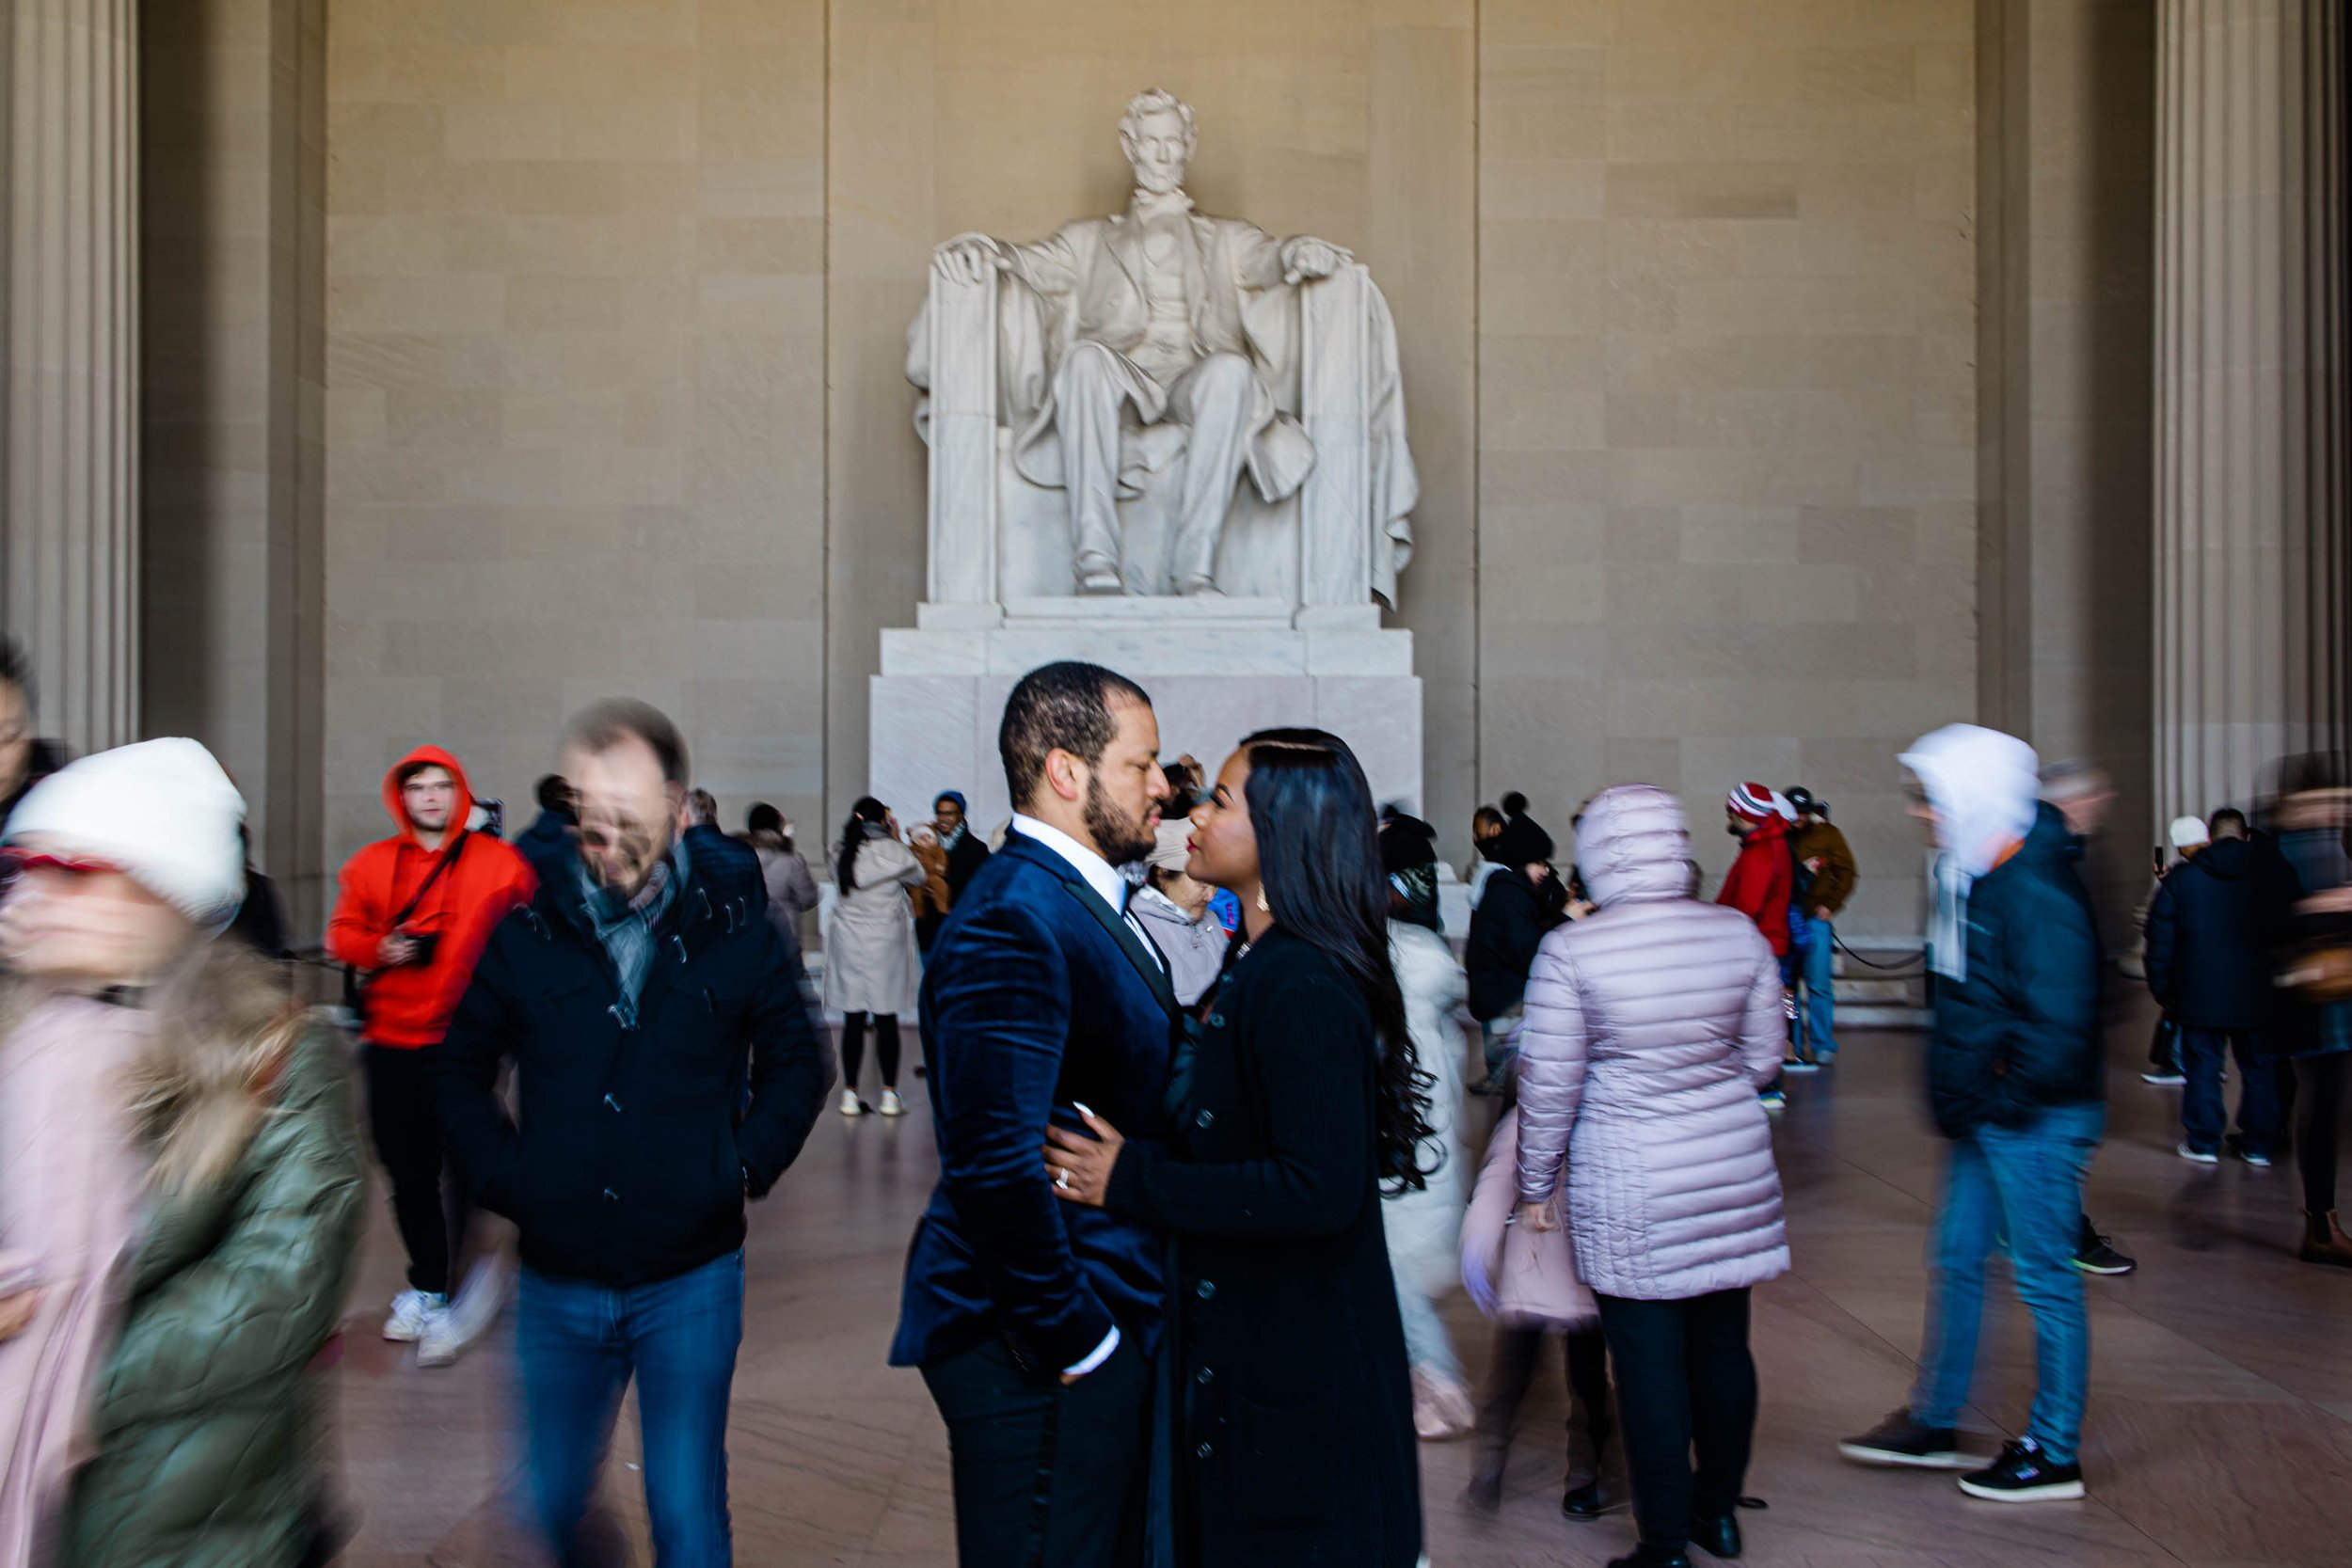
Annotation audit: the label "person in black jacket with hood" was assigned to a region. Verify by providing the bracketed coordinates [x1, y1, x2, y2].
[1465, 807, 1568, 1094]
[2144, 807, 2291, 1165]
[437, 700, 832, 1568]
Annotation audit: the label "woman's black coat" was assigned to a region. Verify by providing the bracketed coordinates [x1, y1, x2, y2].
[1103, 927, 1422, 1568]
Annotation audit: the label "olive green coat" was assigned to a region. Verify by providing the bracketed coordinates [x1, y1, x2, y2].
[63, 1025, 366, 1568]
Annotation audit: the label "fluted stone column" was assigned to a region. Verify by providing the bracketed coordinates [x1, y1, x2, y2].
[2155, 0, 2348, 825]
[2, 0, 139, 752]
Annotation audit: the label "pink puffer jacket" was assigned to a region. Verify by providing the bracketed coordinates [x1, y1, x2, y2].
[1515, 784, 1790, 1301]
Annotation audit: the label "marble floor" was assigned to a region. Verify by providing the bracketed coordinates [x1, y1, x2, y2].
[332, 1009, 2352, 1567]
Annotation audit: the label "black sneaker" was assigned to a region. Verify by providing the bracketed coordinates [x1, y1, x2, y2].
[2071, 1231, 2136, 1276]
[1837, 1409, 1977, 1469]
[1957, 1437, 2085, 1502]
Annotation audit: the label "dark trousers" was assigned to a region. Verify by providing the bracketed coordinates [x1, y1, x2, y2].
[920, 1335, 1152, 1568]
[519, 1251, 744, 1568]
[1595, 1290, 1756, 1554]
[2181, 1028, 2280, 1156]
[1477, 1324, 1613, 1475]
[362, 1043, 469, 1296]
[842, 1012, 901, 1095]
[2296, 1053, 2346, 1212]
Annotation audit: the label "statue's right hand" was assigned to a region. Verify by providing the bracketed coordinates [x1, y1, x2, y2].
[934, 233, 1009, 287]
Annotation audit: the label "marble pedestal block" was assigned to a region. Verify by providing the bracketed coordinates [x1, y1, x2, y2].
[869, 598, 1422, 832]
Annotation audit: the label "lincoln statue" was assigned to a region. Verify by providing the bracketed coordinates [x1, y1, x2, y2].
[931, 89, 1359, 597]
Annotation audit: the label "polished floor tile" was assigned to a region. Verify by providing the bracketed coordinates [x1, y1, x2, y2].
[332, 1011, 2352, 1566]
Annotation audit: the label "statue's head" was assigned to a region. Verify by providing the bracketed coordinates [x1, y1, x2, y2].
[1119, 88, 1197, 197]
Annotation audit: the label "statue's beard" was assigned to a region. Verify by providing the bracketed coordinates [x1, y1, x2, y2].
[1133, 164, 1187, 197]
[1085, 773, 1159, 868]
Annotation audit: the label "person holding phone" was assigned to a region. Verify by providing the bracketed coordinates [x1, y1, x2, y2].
[326, 746, 535, 1367]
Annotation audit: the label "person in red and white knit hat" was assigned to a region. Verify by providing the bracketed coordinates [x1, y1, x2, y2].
[1721, 783, 1803, 1100]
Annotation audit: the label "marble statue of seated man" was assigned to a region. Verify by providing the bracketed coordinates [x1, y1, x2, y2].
[934, 88, 1350, 596]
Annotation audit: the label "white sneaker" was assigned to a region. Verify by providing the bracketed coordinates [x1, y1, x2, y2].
[879, 1088, 908, 1117]
[839, 1088, 866, 1117]
[415, 1305, 461, 1368]
[2177, 1142, 2220, 1165]
[426, 1257, 511, 1368]
[382, 1289, 446, 1343]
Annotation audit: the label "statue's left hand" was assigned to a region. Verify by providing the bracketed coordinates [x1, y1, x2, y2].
[1280, 236, 1353, 285]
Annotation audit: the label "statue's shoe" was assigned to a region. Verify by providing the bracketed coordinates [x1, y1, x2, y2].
[1077, 552, 1121, 594]
[1176, 575, 1224, 598]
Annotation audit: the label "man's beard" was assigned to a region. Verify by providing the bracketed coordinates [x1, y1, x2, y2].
[1084, 773, 1157, 866]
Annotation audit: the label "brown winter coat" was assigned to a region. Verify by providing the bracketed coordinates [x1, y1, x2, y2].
[1791, 819, 1858, 917]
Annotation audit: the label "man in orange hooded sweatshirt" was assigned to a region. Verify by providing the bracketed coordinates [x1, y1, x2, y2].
[327, 745, 535, 1362]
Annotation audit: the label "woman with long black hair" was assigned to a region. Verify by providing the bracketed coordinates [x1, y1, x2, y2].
[1045, 728, 1431, 1567]
[821, 797, 923, 1117]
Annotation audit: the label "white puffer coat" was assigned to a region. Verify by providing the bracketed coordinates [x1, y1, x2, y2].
[1383, 921, 1470, 1297]
[1514, 784, 1790, 1301]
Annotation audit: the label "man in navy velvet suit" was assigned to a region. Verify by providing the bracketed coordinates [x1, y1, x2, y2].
[891, 660, 1181, 1568]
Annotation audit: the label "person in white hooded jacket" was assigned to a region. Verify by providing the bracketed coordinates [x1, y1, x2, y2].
[1840, 724, 2106, 1507]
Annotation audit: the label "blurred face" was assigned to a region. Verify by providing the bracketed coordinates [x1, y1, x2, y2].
[1075, 698, 1167, 865]
[935, 798, 965, 834]
[1904, 778, 1941, 847]
[1121, 107, 1193, 195]
[564, 736, 680, 895]
[2052, 780, 2113, 837]
[1472, 812, 1502, 845]
[1186, 751, 1260, 892]
[401, 765, 458, 834]
[0, 679, 29, 798]
[0, 835, 197, 984]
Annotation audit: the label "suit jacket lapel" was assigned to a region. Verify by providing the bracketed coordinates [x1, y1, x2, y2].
[1006, 836, 1179, 1019]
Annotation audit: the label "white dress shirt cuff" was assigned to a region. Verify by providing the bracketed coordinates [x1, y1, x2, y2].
[1063, 1324, 1121, 1379]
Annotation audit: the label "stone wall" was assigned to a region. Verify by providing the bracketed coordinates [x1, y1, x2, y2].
[1478, 0, 1979, 930]
[320, 0, 827, 868]
[310, 0, 1989, 934]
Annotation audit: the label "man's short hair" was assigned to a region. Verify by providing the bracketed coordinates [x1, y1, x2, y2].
[2209, 807, 2250, 839]
[562, 699, 689, 785]
[998, 662, 1152, 807]
[2040, 758, 2110, 802]
[534, 773, 571, 812]
[747, 801, 784, 836]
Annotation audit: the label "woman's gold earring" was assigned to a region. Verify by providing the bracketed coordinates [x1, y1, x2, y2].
[1255, 887, 1270, 913]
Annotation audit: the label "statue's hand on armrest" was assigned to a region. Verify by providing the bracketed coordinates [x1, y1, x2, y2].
[935, 233, 1011, 287]
[1279, 236, 1353, 286]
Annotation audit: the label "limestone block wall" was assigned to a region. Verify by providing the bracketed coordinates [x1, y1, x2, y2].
[311, 0, 1984, 935]
[1477, 0, 1979, 932]
[320, 0, 827, 871]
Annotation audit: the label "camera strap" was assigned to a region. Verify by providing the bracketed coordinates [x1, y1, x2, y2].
[387, 830, 470, 935]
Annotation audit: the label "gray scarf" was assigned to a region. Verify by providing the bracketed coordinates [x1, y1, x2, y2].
[578, 837, 688, 1018]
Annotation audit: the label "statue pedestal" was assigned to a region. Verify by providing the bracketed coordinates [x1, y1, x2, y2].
[868, 598, 1422, 832]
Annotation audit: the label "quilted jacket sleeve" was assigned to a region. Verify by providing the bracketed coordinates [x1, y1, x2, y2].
[1735, 934, 1787, 1087]
[92, 1031, 365, 1429]
[1514, 929, 1589, 1207]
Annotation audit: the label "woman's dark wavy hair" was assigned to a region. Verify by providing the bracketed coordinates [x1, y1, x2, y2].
[1239, 728, 1437, 1193]
[836, 796, 888, 891]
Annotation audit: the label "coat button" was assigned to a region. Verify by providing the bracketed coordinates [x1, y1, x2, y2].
[1195, 1279, 1216, 1301]
[1207, 1013, 1224, 1028]
[1195, 1442, 1214, 1460]
[1195, 1109, 1215, 1129]
[1195, 1366, 1215, 1386]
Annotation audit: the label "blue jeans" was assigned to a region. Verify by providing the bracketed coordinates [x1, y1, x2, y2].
[1802, 917, 1838, 1059]
[1911, 1102, 2102, 1465]
[519, 1251, 744, 1567]
[2180, 1028, 2279, 1156]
